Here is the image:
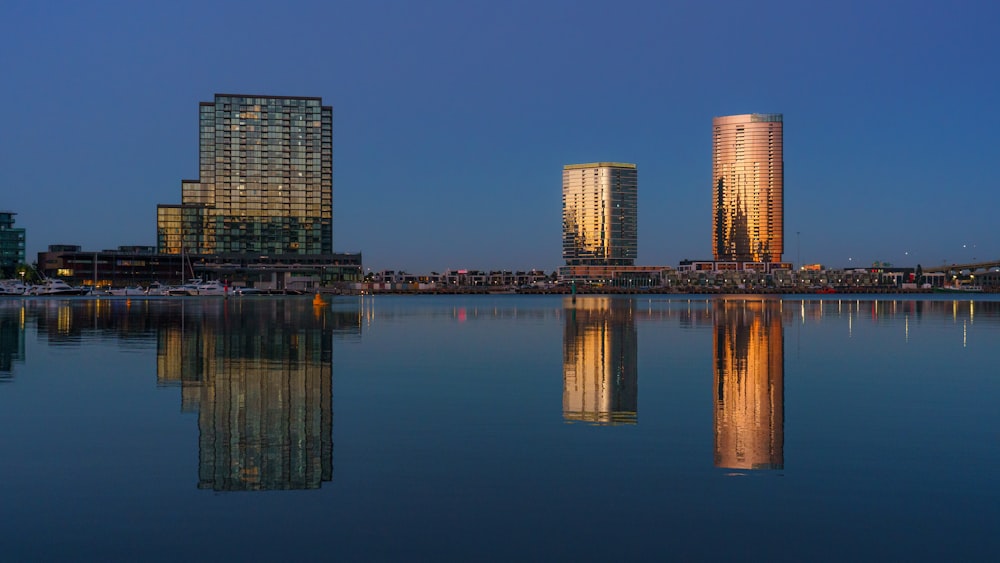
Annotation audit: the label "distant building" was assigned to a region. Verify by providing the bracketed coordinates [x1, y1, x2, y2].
[712, 114, 784, 263]
[561, 163, 669, 284]
[156, 94, 360, 286]
[37, 244, 361, 289]
[562, 162, 637, 266]
[676, 259, 792, 273]
[0, 211, 26, 278]
[38, 244, 174, 287]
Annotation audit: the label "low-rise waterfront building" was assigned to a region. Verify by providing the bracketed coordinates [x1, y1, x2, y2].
[558, 264, 671, 287]
[676, 259, 793, 273]
[979, 270, 1000, 289]
[38, 244, 361, 289]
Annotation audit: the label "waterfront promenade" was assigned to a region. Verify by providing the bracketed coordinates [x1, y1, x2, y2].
[348, 285, 989, 296]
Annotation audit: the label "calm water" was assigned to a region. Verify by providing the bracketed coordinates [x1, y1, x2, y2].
[1, 295, 998, 561]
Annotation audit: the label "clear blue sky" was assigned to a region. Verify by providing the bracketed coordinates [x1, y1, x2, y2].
[2, 0, 997, 272]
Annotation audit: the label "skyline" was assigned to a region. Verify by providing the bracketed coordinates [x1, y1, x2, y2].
[2, 0, 998, 272]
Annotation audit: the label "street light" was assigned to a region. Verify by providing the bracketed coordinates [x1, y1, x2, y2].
[796, 231, 801, 269]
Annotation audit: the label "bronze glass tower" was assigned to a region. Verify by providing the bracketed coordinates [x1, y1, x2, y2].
[562, 162, 638, 266]
[158, 94, 332, 256]
[712, 114, 783, 263]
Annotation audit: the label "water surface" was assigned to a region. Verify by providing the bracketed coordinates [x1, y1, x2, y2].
[1, 295, 997, 561]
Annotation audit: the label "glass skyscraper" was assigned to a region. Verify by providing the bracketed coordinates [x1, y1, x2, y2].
[0, 211, 26, 278]
[158, 94, 332, 256]
[562, 162, 638, 266]
[712, 114, 784, 263]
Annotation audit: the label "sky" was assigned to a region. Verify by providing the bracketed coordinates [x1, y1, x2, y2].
[1, 0, 997, 273]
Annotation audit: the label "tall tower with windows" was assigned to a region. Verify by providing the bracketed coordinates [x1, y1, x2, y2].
[712, 114, 783, 263]
[562, 162, 638, 267]
[0, 211, 26, 278]
[158, 94, 332, 256]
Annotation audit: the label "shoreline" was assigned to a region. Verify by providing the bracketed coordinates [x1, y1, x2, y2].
[347, 286, 996, 296]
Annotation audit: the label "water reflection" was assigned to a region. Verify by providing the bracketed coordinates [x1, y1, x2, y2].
[563, 297, 638, 425]
[4, 295, 999, 489]
[0, 297, 361, 491]
[0, 303, 25, 379]
[155, 299, 360, 491]
[22, 298, 160, 346]
[713, 299, 784, 470]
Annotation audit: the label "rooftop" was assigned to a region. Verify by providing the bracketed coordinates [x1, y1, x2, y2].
[563, 162, 637, 170]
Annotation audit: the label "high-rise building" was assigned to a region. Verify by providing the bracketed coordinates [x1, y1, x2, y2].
[712, 114, 784, 263]
[562, 162, 637, 267]
[158, 94, 333, 256]
[0, 211, 26, 278]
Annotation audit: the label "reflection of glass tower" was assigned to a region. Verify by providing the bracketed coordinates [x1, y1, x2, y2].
[0, 303, 25, 378]
[563, 297, 638, 424]
[195, 328, 332, 491]
[155, 300, 360, 491]
[713, 299, 784, 470]
[712, 114, 783, 263]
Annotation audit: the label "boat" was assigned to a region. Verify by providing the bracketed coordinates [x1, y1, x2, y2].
[234, 287, 266, 296]
[108, 286, 146, 296]
[31, 279, 90, 296]
[167, 279, 203, 296]
[146, 281, 170, 296]
[193, 280, 228, 296]
[0, 279, 29, 296]
[487, 287, 518, 294]
[934, 284, 984, 293]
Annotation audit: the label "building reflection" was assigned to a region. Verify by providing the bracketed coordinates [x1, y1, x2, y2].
[156, 299, 360, 491]
[563, 297, 638, 425]
[713, 299, 784, 470]
[0, 302, 26, 379]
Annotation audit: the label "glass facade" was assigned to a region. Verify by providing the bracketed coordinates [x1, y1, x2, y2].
[712, 114, 784, 263]
[156, 203, 206, 255]
[0, 211, 27, 278]
[158, 94, 333, 256]
[562, 162, 638, 266]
